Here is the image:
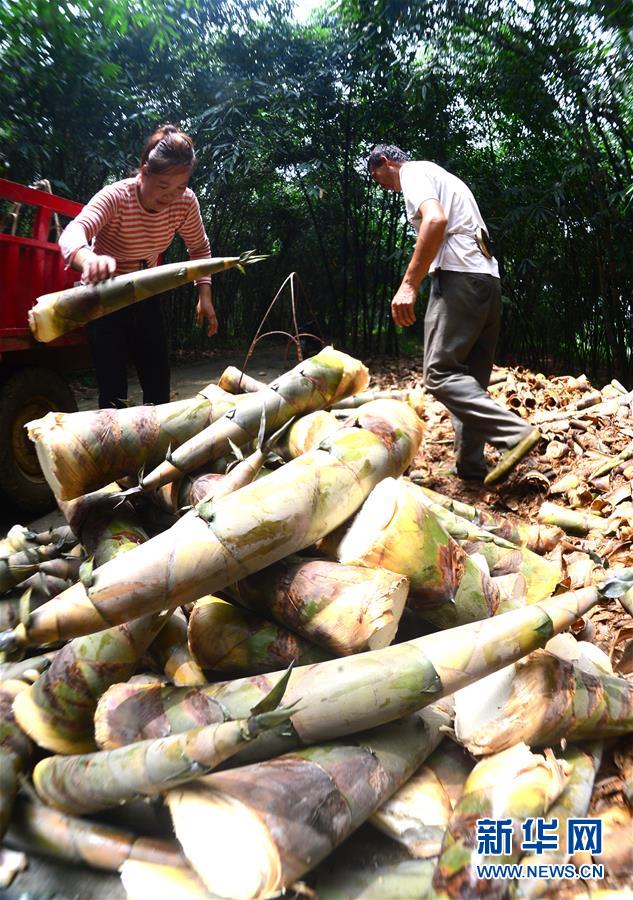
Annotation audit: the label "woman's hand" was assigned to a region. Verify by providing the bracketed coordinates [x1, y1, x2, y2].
[76, 250, 117, 284]
[196, 285, 218, 336]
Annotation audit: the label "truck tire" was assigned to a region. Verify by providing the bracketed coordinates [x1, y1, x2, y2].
[0, 367, 78, 514]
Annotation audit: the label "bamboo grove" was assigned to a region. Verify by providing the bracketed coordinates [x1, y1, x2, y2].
[2, 345, 633, 896]
[1, 0, 631, 376]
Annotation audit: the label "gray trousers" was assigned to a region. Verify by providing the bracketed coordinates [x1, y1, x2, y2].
[423, 270, 532, 477]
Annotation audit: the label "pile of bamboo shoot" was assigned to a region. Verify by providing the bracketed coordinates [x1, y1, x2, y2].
[1, 347, 633, 898]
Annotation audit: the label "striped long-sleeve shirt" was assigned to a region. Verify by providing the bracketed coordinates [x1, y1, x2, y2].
[59, 177, 212, 285]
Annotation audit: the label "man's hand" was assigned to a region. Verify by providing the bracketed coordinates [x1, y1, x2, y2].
[196, 289, 218, 337]
[80, 252, 116, 284]
[391, 283, 418, 327]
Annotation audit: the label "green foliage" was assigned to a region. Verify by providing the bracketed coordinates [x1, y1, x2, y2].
[1, 0, 631, 375]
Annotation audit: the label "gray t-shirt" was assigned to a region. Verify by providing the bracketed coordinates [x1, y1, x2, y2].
[399, 161, 499, 277]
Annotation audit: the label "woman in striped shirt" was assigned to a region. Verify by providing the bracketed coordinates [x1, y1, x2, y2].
[59, 124, 216, 409]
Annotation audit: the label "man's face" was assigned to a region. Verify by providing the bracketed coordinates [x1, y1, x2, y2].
[369, 157, 401, 192]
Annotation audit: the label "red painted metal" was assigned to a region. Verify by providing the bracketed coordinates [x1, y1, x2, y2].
[0, 179, 85, 351]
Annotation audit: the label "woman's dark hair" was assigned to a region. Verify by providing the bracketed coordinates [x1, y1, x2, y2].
[140, 124, 197, 174]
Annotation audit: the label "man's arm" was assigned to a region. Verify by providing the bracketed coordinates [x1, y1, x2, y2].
[391, 198, 447, 327]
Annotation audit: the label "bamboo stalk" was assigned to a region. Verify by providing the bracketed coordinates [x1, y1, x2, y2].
[29, 252, 265, 342]
[333, 477, 510, 628]
[33, 699, 294, 815]
[5, 797, 187, 872]
[370, 738, 473, 858]
[538, 501, 609, 535]
[165, 702, 451, 899]
[230, 556, 410, 654]
[218, 366, 267, 394]
[454, 644, 633, 754]
[94, 585, 610, 756]
[0, 652, 56, 682]
[149, 608, 207, 685]
[27, 384, 238, 501]
[590, 442, 633, 479]
[188, 595, 330, 674]
[137, 347, 371, 493]
[418, 485, 563, 554]
[12, 490, 160, 754]
[1, 399, 421, 650]
[432, 743, 570, 897]
[511, 744, 602, 898]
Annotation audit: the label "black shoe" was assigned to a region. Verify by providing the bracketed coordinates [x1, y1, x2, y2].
[449, 466, 487, 483]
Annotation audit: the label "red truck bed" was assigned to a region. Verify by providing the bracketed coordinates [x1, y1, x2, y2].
[0, 178, 84, 352]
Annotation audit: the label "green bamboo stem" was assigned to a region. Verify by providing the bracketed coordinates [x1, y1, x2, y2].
[2, 398, 420, 650]
[165, 702, 451, 899]
[5, 797, 187, 872]
[454, 647, 633, 754]
[94, 585, 607, 758]
[590, 441, 633, 479]
[29, 252, 265, 342]
[33, 701, 294, 816]
[138, 346, 370, 492]
[511, 744, 603, 898]
[538, 501, 609, 535]
[27, 384, 238, 501]
[188, 596, 329, 674]
[431, 743, 570, 897]
[230, 556, 410, 654]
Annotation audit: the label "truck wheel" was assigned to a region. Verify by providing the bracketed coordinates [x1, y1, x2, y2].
[0, 367, 78, 514]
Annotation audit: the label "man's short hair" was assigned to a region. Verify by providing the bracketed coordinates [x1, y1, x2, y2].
[366, 143, 409, 173]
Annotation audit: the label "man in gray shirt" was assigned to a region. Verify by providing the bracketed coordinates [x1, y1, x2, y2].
[367, 143, 539, 485]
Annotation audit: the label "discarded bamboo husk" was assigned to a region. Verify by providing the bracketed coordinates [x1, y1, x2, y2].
[188, 596, 330, 674]
[2, 399, 421, 650]
[26, 384, 238, 501]
[431, 743, 570, 898]
[5, 797, 187, 872]
[12, 494, 161, 753]
[218, 366, 267, 394]
[454, 641, 633, 754]
[597, 802, 633, 877]
[95, 585, 609, 755]
[165, 702, 451, 899]
[511, 743, 603, 898]
[0, 679, 32, 839]
[614, 740, 633, 804]
[370, 738, 473, 858]
[149, 608, 207, 685]
[315, 858, 435, 900]
[230, 556, 410, 654]
[417, 485, 564, 553]
[29, 252, 265, 342]
[334, 477, 508, 628]
[120, 860, 213, 899]
[137, 346, 370, 493]
[538, 501, 609, 535]
[33, 693, 294, 815]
